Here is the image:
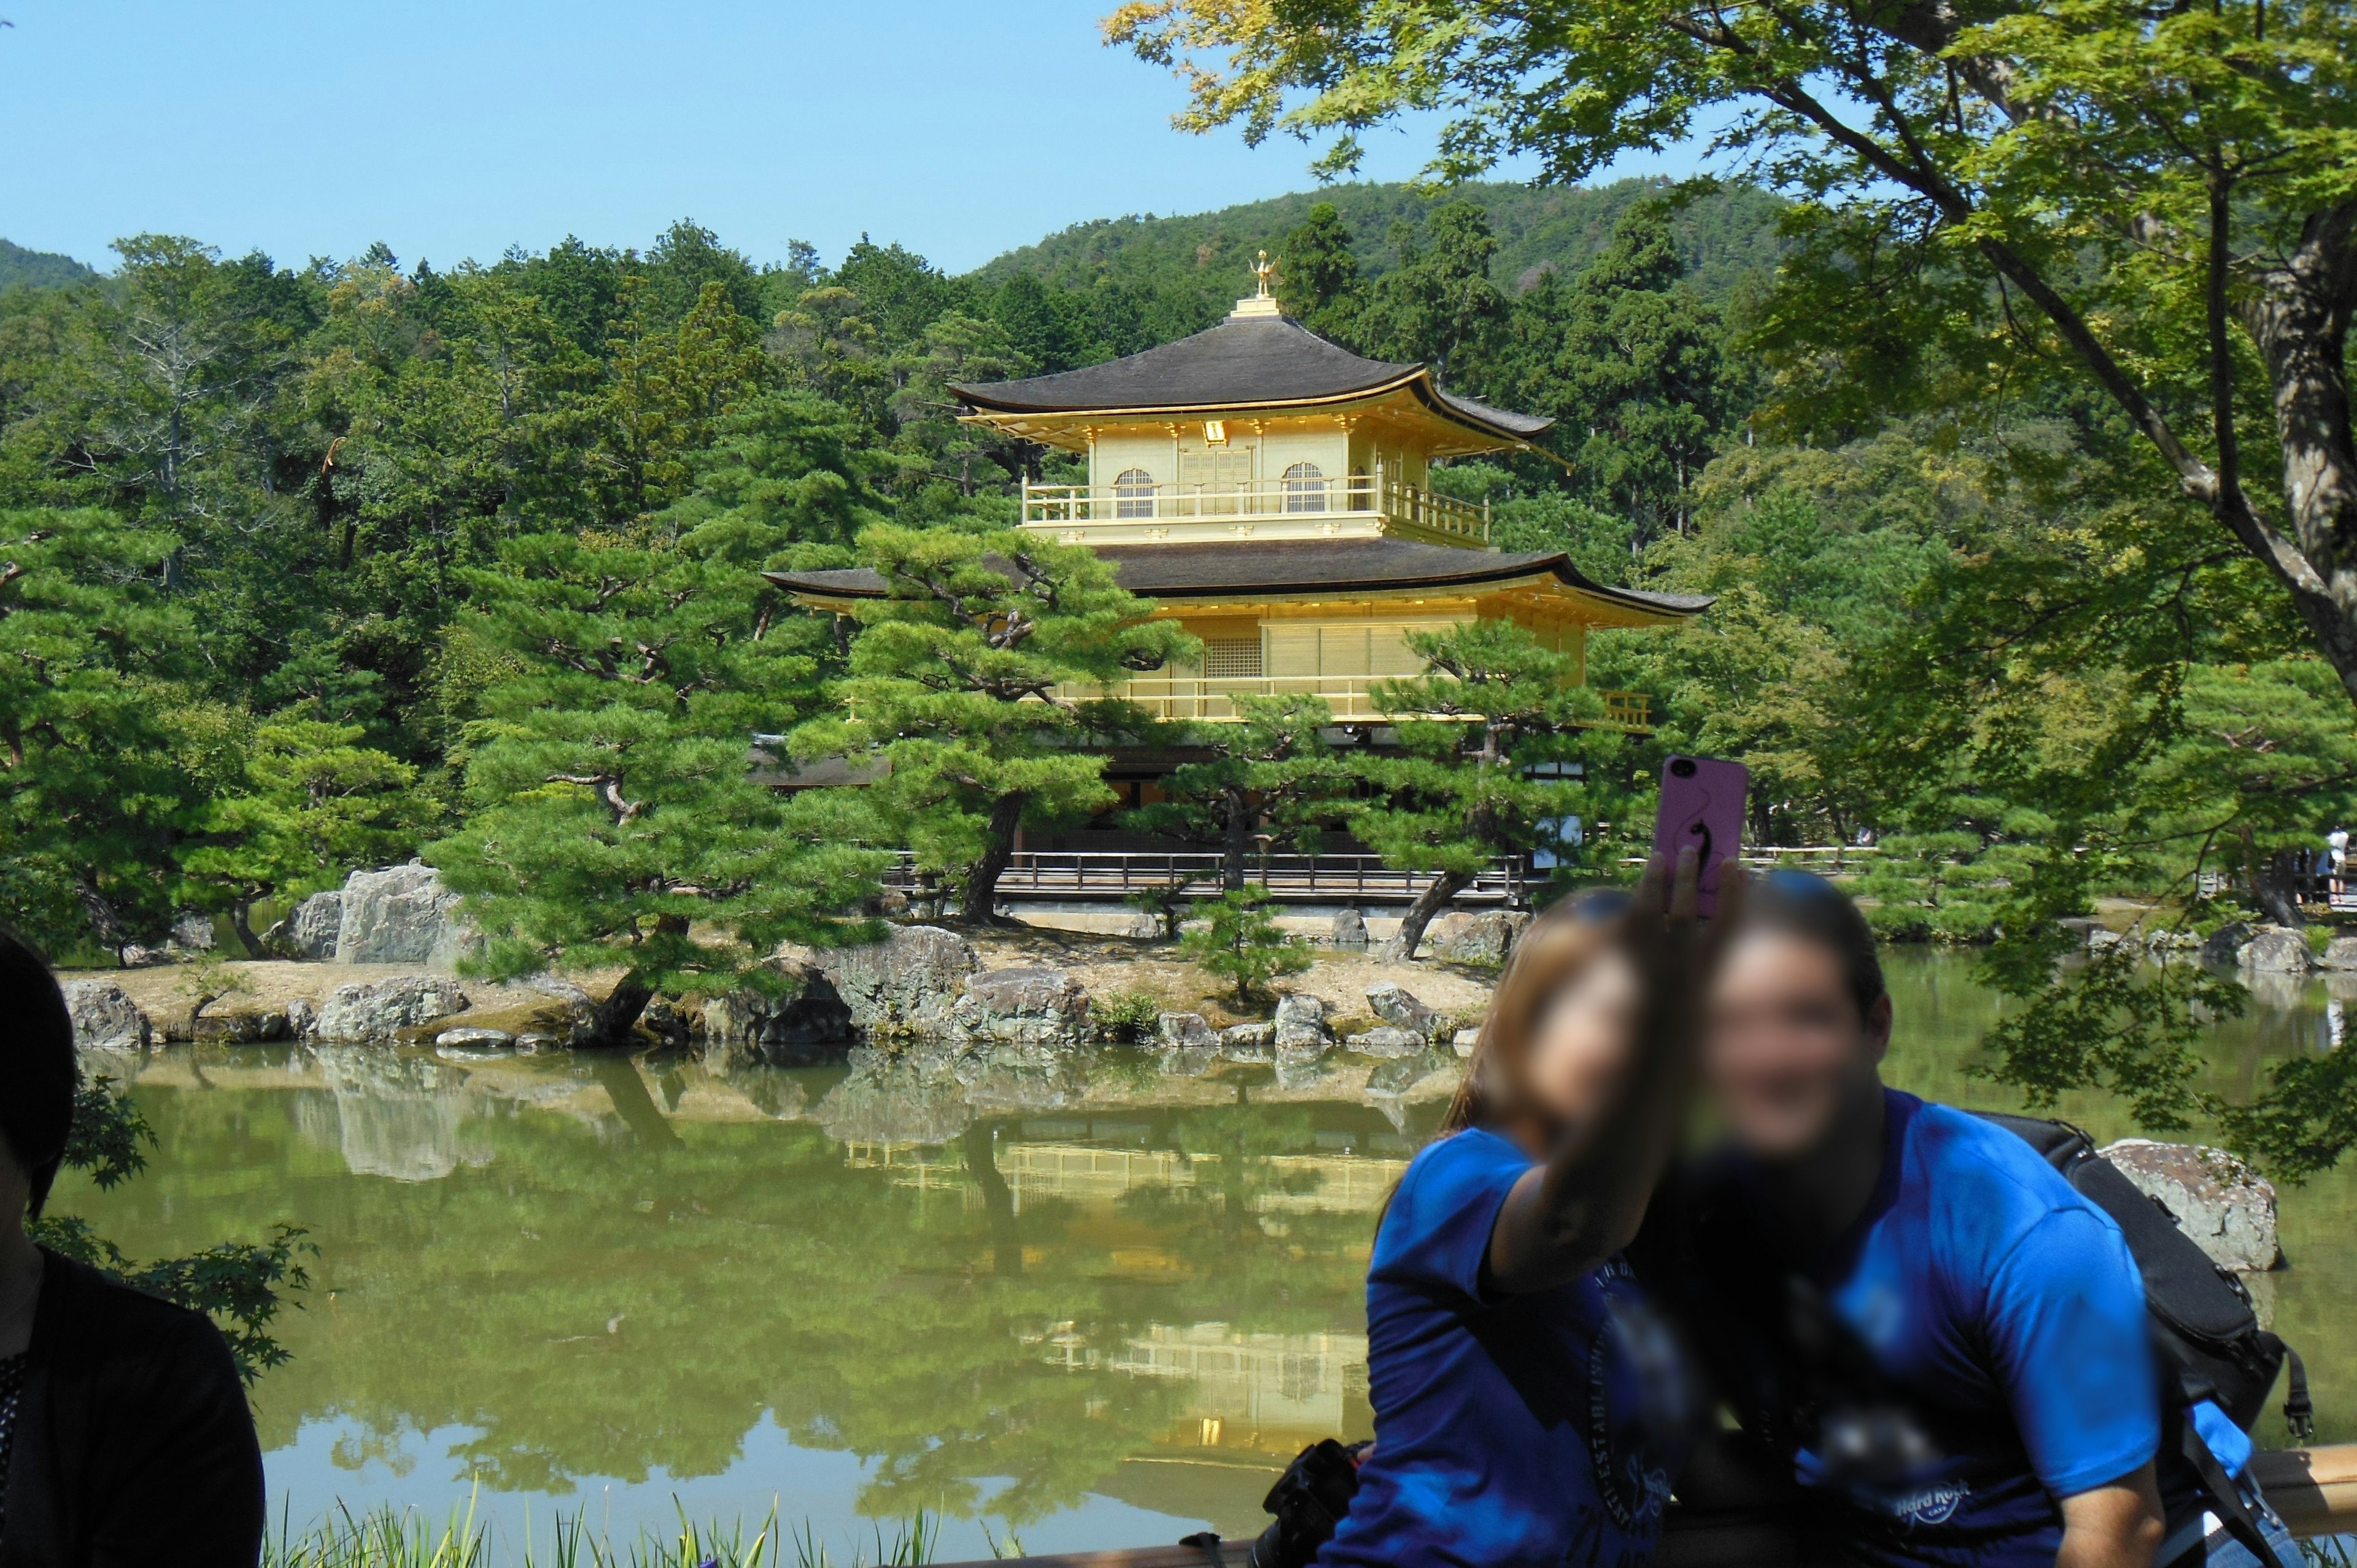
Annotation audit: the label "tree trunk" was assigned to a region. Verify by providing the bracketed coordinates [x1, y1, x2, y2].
[228, 897, 263, 960]
[2239, 204, 2357, 703]
[961, 792, 1029, 925]
[587, 968, 658, 1048]
[1395, 869, 1476, 960]
[1222, 787, 1250, 891]
[961, 1121, 1023, 1276]
[2241, 826, 2309, 928]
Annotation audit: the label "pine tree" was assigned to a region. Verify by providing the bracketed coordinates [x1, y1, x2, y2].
[1275, 203, 1363, 336]
[791, 525, 1196, 923]
[0, 508, 205, 956]
[431, 523, 881, 1047]
[180, 716, 427, 956]
[1182, 884, 1312, 1006]
[1352, 620, 1622, 957]
[1124, 693, 1348, 889]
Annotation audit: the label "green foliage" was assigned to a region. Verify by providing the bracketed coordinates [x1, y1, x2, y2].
[33, 1077, 310, 1383]
[1123, 876, 1196, 941]
[260, 1497, 941, 1567]
[1124, 693, 1346, 889]
[180, 717, 428, 956]
[1180, 884, 1312, 1005]
[791, 525, 1194, 922]
[1089, 988, 1166, 1040]
[430, 527, 886, 1043]
[1353, 619, 1626, 955]
[0, 238, 99, 292]
[0, 507, 204, 955]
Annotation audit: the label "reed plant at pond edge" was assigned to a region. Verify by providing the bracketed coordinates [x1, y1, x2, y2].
[264, 1498, 946, 1568]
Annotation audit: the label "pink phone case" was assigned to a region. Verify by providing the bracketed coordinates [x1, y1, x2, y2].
[1653, 755, 1750, 916]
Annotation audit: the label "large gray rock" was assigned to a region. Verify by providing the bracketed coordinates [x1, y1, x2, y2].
[65, 980, 151, 1054]
[1348, 1025, 1427, 1059]
[1453, 1026, 1482, 1057]
[166, 910, 217, 954]
[702, 961, 854, 1071]
[190, 1005, 294, 1043]
[2199, 921, 2254, 967]
[811, 925, 978, 1037]
[265, 890, 344, 960]
[1220, 1021, 1275, 1063]
[2316, 937, 2357, 971]
[953, 967, 1091, 1052]
[1366, 982, 1444, 1041]
[1156, 1011, 1220, 1076]
[1273, 992, 1330, 1050]
[312, 975, 469, 1044]
[335, 863, 478, 967]
[2239, 925, 2314, 973]
[1426, 910, 1530, 966]
[1325, 909, 1369, 949]
[435, 1026, 516, 1060]
[2101, 1138, 2281, 1272]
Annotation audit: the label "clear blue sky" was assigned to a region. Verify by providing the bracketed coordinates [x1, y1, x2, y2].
[1, 1, 1701, 277]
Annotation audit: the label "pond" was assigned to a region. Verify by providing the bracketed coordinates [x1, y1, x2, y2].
[53, 952, 2357, 1560]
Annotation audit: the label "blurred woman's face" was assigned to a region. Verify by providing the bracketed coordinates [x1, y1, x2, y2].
[1520, 948, 1641, 1127]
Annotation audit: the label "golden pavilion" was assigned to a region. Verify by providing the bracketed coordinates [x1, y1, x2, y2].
[771, 261, 1706, 733]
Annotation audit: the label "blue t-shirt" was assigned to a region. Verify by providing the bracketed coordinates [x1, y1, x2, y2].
[1783, 1091, 2163, 1566]
[1320, 1127, 1688, 1568]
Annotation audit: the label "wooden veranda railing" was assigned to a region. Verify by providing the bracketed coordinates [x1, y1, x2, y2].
[883, 850, 1529, 906]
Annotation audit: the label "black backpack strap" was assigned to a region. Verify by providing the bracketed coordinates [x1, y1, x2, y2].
[2173, 1419, 2287, 1568]
[2277, 1340, 2315, 1443]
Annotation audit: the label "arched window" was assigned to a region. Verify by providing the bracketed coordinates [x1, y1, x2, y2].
[1283, 461, 1326, 513]
[1113, 468, 1156, 519]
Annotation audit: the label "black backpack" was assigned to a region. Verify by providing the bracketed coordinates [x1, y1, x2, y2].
[1975, 1113, 2312, 1567]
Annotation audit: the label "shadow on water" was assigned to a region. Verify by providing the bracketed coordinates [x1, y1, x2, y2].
[49, 953, 2357, 1547]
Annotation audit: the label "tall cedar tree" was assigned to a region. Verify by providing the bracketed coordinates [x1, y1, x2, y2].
[432, 526, 882, 1046]
[792, 526, 1196, 922]
[1353, 620, 1619, 957]
[1124, 693, 1347, 889]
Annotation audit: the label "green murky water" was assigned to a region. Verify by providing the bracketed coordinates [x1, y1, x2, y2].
[52, 954, 2357, 1558]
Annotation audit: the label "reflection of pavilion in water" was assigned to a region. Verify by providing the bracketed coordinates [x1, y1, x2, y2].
[853, 1135, 1392, 1457]
[840, 1140, 1410, 1214]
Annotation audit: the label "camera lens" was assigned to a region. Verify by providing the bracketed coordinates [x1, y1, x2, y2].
[1670, 758, 1697, 778]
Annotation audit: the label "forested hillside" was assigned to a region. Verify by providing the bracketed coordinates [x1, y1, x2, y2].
[0, 238, 99, 292]
[978, 177, 1786, 336]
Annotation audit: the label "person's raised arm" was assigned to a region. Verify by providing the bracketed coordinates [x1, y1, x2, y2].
[1486, 847, 1743, 1294]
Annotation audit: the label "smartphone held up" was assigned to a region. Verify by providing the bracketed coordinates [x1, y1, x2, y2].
[1652, 755, 1749, 917]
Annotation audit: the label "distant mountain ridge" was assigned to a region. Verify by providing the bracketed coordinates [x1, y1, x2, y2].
[0, 239, 99, 292]
[975, 178, 1787, 313]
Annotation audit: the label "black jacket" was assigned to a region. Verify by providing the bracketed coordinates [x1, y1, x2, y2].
[0, 1249, 264, 1567]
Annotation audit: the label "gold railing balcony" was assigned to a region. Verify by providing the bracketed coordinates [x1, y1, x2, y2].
[1021, 475, 1489, 545]
[1066, 673, 1651, 731]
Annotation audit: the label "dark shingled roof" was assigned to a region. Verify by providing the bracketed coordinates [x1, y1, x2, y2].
[765, 538, 1709, 618]
[950, 312, 1553, 443]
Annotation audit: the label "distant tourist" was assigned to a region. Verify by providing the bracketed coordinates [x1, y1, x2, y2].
[2329, 826, 2348, 897]
[1636, 873, 2298, 1568]
[1306, 851, 1735, 1568]
[0, 930, 265, 1566]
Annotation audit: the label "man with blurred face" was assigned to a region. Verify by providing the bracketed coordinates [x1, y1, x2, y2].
[1634, 873, 2294, 1568]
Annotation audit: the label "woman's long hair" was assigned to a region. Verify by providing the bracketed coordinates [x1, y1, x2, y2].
[1436, 905, 1622, 1138]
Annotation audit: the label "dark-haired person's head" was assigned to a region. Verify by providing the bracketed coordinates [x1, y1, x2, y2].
[1704, 871, 1891, 1160]
[0, 929, 79, 1224]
